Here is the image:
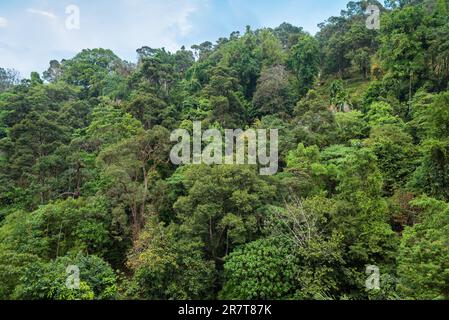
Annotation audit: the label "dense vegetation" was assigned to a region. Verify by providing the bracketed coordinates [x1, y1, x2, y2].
[1, 0, 449, 300]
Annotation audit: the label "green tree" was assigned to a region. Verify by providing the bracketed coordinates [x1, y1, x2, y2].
[59, 49, 123, 97]
[290, 35, 320, 96]
[220, 238, 297, 300]
[365, 124, 417, 194]
[294, 90, 337, 147]
[173, 165, 277, 263]
[397, 197, 449, 299]
[125, 218, 215, 300]
[97, 127, 171, 236]
[251, 65, 294, 119]
[14, 254, 116, 300]
[0, 68, 19, 92]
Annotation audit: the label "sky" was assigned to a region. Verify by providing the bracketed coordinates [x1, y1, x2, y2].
[0, 0, 350, 77]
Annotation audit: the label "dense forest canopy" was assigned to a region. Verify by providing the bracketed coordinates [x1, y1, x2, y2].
[1, 0, 449, 300]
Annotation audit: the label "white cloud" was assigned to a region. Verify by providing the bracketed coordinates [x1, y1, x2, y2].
[2, 0, 203, 76]
[27, 8, 57, 20]
[0, 17, 8, 28]
[175, 3, 198, 36]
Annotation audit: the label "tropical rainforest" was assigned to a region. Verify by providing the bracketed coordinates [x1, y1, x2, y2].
[1, 0, 449, 300]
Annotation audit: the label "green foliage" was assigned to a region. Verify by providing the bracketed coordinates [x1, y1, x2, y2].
[365, 101, 403, 127]
[285, 143, 327, 198]
[96, 126, 172, 235]
[290, 35, 320, 96]
[1, 1, 449, 301]
[0, 68, 19, 93]
[253, 115, 297, 164]
[409, 139, 449, 200]
[125, 219, 215, 300]
[220, 238, 297, 300]
[335, 110, 369, 143]
[85, 103, 144, 149]
[365, 124, 417, 193]
[397, 197, 449, 299]
[379, 1, 449, 97]
[0, 197, 113, 260]
[173, 165, 277, 261]
[251, 65, 294, 119]
[330, 80, 351, 112]
[0, 251, 38, 299]
[14, 254, 116, 300]
[426, 92, 449, 139]
[58, 49, 123, 97]
[294, 90, 337, 147]
[317, 1, 380, 77]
